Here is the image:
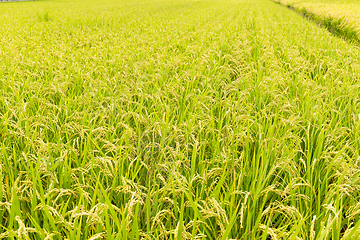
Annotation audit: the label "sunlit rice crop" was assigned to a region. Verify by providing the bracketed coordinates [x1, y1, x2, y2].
[273, 0, 360, 44]
[0, 0, 360, 239]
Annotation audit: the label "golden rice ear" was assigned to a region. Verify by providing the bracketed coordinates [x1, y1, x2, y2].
[259, 224, 279, 240]
[87, 232, 104, 240]
[310, 215, 317, 240]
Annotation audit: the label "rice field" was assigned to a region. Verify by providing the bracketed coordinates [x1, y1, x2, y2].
[1, 0, 360, 239]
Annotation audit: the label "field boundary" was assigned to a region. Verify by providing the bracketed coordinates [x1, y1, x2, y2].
[272, 0, 360, 45]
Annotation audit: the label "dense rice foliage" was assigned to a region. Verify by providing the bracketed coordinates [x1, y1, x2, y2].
[273, 0, 360, 43]
[1, 0, 360, 239]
